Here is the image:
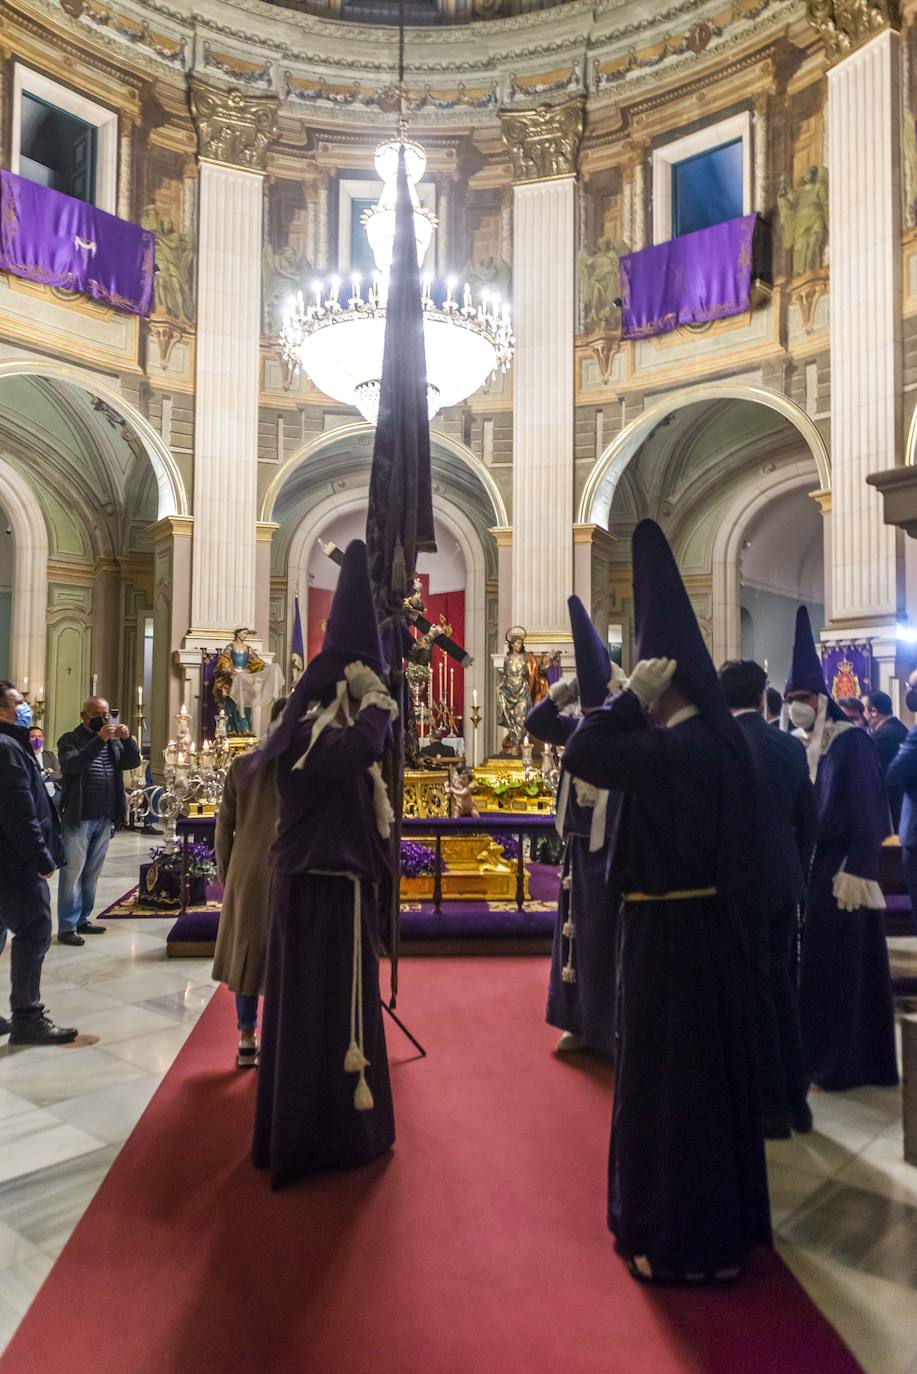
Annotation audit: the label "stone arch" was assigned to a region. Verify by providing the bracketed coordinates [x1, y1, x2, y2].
[0, 359, 188, 519]
[260, 421, 508, 528]
[710, 460, 821, 664]
[286, 484, 490, 740]
[0, 453, 49, 690]
[578, 383, 831, 529]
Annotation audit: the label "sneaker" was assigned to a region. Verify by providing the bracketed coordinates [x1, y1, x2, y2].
[237, 1043, 259, 1069]
[9, 1015, 78, 1046]
[76, 922, 107, 934]
[556, 1031, 587, 1053]
[57, 931, 85, 947]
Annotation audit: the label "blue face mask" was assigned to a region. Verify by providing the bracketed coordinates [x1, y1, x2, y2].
[15, 702, 32, 728]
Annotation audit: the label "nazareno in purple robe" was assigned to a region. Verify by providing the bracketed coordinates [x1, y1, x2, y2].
[565, 692, 771, 1274]
[799, 725, 898, 1091]
[252, 702, 396, 1187]
[526, 696, 621, 1058]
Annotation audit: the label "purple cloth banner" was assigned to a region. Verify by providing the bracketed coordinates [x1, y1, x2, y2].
[0, 170, 154, 316]
[620, 214, 759, 340]
[819, 642, 875, 700]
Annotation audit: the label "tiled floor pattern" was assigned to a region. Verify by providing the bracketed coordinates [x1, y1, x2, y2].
[0, 832, 913, 1370]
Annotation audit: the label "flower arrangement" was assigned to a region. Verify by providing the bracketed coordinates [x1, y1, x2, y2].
[148, 842, 217, 881]
[400, 840, 443, 878]
[499, 834, 520, 863]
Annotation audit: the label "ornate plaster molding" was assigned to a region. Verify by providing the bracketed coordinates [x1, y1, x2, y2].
[499, 96, 584, 183]
[190, 78, 279, 172]
[806, 0, 899, 62]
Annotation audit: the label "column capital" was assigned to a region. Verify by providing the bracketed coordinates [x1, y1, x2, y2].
[489, 525, 513, 547]
[806, 0, 899, 64]
[148, 515, 194, 543]
[256, 521, 280, 544]
[190, 78, 279, 173]
[808, 487, 833, 516]
[499, 97, 584, 185]
[572, 522, 616, 551]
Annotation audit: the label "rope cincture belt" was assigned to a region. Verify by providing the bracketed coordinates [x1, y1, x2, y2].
[623, 887, 717, 903]
[311, 869, 374, 1113]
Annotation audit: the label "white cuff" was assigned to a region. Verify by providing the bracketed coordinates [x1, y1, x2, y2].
[832, 870, 886, 912]
[359, 689, 399, 721]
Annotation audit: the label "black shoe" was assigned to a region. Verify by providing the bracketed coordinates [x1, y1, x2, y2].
[791, 1102, 814, 1134]
[57, 932, 85, 947]
[76, 922, 106, 935]
[0, 1017, 10, 1036]
[762, 1114, 793, 1140]
[141, 827, 162, 836]
[9, 1015, 78, 1046]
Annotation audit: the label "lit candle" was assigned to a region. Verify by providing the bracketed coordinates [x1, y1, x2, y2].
[329, 276, 340, 305]
[463, 282, 472, 310]
[37, 686, 44, 703]
[473, 687, 478, 709]
[446, 278, 456, 307]
[312, 281, 322, 309]
[22, 676, 28, 694]
[137, 684, 143, 707]
[91, 675, 97, 695]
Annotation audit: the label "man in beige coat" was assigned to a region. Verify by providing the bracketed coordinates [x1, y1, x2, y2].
[213, 697, 285, 1066]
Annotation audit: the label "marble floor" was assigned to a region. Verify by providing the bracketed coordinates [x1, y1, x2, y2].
[0, 832, 915, 1371]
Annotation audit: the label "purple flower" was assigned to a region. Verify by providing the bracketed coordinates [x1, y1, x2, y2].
[500, 835, 520, 861]
[400, 840, 444, 878]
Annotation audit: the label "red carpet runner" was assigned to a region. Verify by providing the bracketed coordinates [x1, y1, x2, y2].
[2, 958, 861, 1374]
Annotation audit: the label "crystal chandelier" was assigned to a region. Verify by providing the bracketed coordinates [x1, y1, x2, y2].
[280, 137, 514, 425]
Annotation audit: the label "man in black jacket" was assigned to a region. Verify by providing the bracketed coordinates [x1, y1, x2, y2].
[0, 682, 77, 1044]
[719, 659, 818, 1139]
[57, 696, 141, 947]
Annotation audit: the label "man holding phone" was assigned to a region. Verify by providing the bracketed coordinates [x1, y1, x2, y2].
[57, 696, 141, 946]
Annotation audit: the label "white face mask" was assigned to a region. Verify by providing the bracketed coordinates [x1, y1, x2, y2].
[788, 701, 816, 731]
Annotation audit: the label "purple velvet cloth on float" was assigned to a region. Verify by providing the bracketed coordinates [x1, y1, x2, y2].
[0, 170, 155, 316]
[620, 213, 769, 340]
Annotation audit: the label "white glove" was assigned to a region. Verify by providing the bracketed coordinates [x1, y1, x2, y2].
[344, 661, 388, 700]
[627, 658, 677, 709]
[607, 661, 628, 694]
[549, 677, 578, 707]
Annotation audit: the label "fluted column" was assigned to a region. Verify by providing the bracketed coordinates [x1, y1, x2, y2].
[817, 16, 902, 621]
[500, 99, 583, 637]
[189, 80, 278, 635]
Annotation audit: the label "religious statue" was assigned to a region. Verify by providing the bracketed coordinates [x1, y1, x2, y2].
[497, 627, 559, 752]
[777, 166, 829, 278]
[461, 254, 512, 299]
[449, 768, 480, 819]
[903, 111, 917, 231]
[262, 241, 313, 337]
[212, 628, 283, 736]
[576, 236, 628, 334]
[141, 209, 195, 323]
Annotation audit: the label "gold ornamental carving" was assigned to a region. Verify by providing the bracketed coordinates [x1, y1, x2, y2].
[789, 268, 829, 334]
[499, 97, 584, 185]
[806, 0, 899, 62]
[190, 79, 279, 173]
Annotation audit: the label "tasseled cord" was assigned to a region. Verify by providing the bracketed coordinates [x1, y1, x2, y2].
[561, 846, 576, 984]
[343, 877, 374, 1111]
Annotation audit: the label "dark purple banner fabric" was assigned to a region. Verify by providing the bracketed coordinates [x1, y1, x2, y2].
[819, 642, 875, 700]
[620, 213, 759, 340]
[0, 170, 154, 316]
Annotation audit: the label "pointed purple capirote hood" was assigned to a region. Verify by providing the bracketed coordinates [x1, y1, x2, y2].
[631, 519, 733, 734]
[568, 595, 610, 710]
[785, 604, 844, 721]
[259, 539, 384, 765]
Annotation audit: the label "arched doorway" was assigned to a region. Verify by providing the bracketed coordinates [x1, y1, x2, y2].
[0, 368, 188, 748]
[263, 424, 502, 757]
[597, 391, 829, 669]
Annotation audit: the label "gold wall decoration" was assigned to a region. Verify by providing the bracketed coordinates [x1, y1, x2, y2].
[190, 80, 279, 173]
[499, 98, 585, 184]
[789, 268, 829, 334]
[806, 0, 899, 61]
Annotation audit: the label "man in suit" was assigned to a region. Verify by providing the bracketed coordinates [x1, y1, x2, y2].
[719, 659, 818, 1138]
[765, 686, 784, 727]
[864, 691, 907, 776]
[0, 681, 78, 1044]
[886, 670, 917, 934]
[57, 696, 141, 946]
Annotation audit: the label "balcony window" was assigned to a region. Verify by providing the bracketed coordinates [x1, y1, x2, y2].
[671, 139, 743, 239]
[19, 94, 97, 204]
